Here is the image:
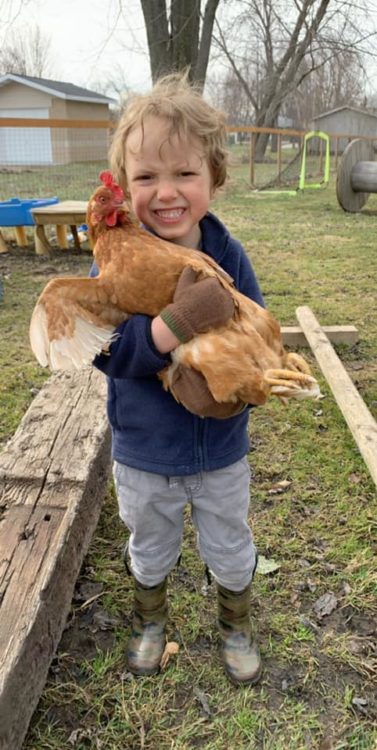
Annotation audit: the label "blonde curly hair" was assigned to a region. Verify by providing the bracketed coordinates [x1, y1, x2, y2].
[109, 73, 228, 195]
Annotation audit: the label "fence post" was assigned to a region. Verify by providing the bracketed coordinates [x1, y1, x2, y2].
[250, 132, 256, 187]
[277, 133, 282, 185]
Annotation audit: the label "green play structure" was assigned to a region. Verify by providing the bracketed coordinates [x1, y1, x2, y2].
[298, 130, 330, 190]
[255, 130, 330, 196]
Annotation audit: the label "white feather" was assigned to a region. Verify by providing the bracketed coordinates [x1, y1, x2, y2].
[29, 304, 50, 367]
[29, 304, 117, 370]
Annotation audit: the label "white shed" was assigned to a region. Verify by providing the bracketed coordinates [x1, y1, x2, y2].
[0, 74, 115, 165]
[312, 106, 377, 152]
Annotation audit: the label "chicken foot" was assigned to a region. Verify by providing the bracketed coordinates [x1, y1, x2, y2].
[284, 351, 312, 374]
[264, 368, 320, 399]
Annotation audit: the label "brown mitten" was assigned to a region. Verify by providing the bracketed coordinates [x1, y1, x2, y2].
[160, 267, 234, 343]
[171, 364, 247, 419]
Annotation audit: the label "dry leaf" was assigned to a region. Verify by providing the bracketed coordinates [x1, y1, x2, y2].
[159, 641, 179, 669]
[256, 555, 281, 575]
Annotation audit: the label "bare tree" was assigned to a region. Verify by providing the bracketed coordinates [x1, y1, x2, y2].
[0, 25, 53, 77]
[283, 49, 366, 127]
[214, 0, 376, 156]
[139, 0, 221, 89]
[0, 0, 33, 31]
[207, 68, 254, 126]
[89, 63, 132, 105]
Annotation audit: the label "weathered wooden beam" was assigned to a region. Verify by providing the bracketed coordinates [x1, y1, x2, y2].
[296, 306, 377, 487]
[281, 324, 359, 348]
[0, 369, 111, 750]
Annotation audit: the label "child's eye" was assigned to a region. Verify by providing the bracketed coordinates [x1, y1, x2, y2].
[180, 171, 196, 177]
[135, 174, 152, 182]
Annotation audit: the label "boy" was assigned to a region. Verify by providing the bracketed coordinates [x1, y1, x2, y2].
[92, 74, 265, 686]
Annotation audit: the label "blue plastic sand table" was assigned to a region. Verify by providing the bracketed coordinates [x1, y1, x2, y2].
[0, 197, 59, 226]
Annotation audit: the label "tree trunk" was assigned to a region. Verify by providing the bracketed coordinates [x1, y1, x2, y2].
[140, 0, 220, 87]
[171, 0, 200, 77]
[140, 0, 171, 81]
[195, 0, 221, 89]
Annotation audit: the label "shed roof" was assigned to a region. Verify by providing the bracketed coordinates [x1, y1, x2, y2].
[0, 74, 115, 104]
[313, 105, 377, 121]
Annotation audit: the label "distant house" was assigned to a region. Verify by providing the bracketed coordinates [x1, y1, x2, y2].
[312, 106, 377, 152]
[0, 74, 115, 165]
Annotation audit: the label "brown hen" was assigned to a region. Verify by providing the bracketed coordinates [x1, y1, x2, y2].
[30, 172, 320, 411]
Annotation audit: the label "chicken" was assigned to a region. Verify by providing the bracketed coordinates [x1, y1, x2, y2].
[30, 171, 320, 411]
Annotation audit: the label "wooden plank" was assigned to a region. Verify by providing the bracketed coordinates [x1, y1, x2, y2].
[228, 125, 308, 136]
[0, 118, 113, 129]
[281, 324, 359, 348]
[0, 369, 111, 750]
[296, 306, 377, 487]
[1, 117, 376, 146]
[31, 201, 88, 225]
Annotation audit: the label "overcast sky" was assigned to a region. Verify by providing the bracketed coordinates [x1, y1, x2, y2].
[2, 0, 377, 100]
[0, 0, 152, 93]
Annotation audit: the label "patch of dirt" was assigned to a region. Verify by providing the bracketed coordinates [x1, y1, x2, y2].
[0, 242, 92, 275]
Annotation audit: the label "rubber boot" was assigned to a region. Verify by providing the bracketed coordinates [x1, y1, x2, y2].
[217, 582, 262, 686]
[126, 577, 168, 676]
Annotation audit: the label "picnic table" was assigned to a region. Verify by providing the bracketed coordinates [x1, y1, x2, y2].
[31, 200, 88, 254]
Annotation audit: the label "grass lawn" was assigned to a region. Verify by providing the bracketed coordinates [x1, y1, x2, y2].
[1, 162, 377, 750]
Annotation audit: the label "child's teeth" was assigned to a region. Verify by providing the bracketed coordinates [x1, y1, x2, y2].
[157, 209, 183, 218]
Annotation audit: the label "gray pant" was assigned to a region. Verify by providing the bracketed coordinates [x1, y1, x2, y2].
[113, 457, 257, 591]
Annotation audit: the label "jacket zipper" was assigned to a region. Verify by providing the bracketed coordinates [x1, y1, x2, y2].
[194, 415, 205, 468]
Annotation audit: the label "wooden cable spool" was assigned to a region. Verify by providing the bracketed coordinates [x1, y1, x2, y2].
[336, 138, 376, 212]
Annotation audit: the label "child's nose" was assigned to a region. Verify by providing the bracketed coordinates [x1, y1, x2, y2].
[157, 180, 178, 201]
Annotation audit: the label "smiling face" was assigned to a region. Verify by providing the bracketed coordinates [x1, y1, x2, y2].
[125, 116, 214, 248]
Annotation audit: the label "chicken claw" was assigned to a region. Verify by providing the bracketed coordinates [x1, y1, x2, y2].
[285, 352, 312, 374]
[264, 368, 321, 400]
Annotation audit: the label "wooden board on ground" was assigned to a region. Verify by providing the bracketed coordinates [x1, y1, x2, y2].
[296, 306, 377, 487]
[281, 324, 358, 348]
[0, 369, 111, 750]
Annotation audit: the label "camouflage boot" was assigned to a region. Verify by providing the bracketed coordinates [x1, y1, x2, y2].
[217, 582, 262, 686]
[126, 578, 168, 676]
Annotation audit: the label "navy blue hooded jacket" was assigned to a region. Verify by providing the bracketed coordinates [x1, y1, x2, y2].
[92, 211, 264, 475]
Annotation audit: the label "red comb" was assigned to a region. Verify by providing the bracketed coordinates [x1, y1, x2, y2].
[99, 170, 124, 201]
